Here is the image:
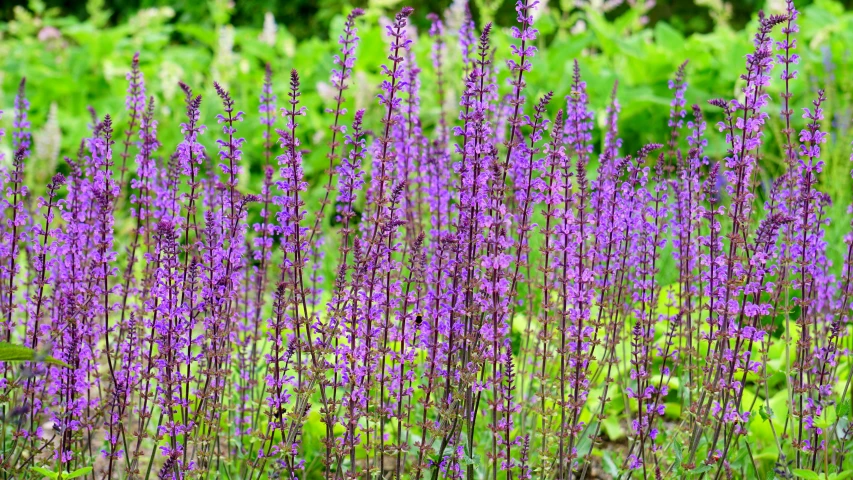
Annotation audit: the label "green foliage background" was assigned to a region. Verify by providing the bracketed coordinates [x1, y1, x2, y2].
[1, 0, 815, 40]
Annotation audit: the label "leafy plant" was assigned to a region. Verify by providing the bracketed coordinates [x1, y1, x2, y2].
[0, 342, 70, 367]
[29, 466, 93, 480]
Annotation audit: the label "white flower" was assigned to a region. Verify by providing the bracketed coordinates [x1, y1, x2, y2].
[159, 61, 184, 102]
[212, 25, 236, 86]
[444, 0, 467, 36]
[33, 103, 60, 182]
[260, 12, 277, 46]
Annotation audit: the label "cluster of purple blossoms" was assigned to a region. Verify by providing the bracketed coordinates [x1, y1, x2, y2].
[1, 1, 852, 479]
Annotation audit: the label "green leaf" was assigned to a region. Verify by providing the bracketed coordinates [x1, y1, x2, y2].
[64, 467, 93, 479]
[575, 421, 596, 459]
[174, 23, 217, 48]
[837, 416, 851, 440]
[760, 405, 774, 421]
[673, 440, 683, 465]
[838, 400, 851, 417]
[691, 464, 713, 475]
[654, 21, 685, 52]
[832, 470, 853, 480]
[29, 466, 60, 479]
[0, 342, 70, 368]
[602, 415, 625, 440]
[602, 451, 619, 477]
[792, 469, 820, 480]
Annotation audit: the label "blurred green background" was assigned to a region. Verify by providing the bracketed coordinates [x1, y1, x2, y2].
[1, 0, 853, 265]
[5, 0, 853, 40]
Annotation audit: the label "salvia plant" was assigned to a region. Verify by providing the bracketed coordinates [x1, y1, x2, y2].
[1, 1, 853, 479]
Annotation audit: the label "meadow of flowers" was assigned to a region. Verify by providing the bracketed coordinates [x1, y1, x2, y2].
[1, 0, 852, 479]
